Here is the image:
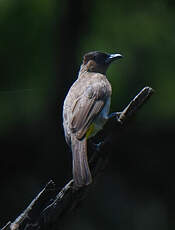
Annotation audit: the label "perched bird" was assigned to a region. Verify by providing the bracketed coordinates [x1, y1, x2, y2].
[63, 51, 123, 187]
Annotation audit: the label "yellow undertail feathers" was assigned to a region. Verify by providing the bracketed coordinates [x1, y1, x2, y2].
[86, 123, 95, 139]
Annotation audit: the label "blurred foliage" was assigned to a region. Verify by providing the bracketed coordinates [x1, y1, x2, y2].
[78, 0, 175, 123]
[0, 0, 55, 134]
[0, 0, 175, 137]
[0, 0, 174, 229]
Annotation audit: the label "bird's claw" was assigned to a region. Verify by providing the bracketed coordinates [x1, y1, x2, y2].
[108, 112, 122, 124]
[91, 141, 105, 152]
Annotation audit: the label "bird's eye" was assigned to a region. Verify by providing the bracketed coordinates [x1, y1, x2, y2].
[93, 55, 99, 62]
[93, 54, 106, 65]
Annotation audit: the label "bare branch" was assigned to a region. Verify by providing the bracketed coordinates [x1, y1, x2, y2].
[118, 86, 154, 123]
[1, 86, 154, 230]
[1, 222, 11, 230]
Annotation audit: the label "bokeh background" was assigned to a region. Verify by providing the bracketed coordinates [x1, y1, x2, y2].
[0, 0, 174, 229]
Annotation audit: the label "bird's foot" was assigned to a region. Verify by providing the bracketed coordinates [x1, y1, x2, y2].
[91, 141, 105, 152]
[108, 112, 122, 123]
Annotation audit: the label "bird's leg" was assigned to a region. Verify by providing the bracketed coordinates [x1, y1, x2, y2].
[108, 112, 122, 123]
[92, 141, 105, 152]
[90, 141, 105, 152]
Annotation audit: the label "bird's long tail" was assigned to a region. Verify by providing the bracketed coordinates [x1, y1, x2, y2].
[71, 135, 92, 187]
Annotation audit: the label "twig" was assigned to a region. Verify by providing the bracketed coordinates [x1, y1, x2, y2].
[118, 86, 154, 123]
[1, 86, 154, 230]
[1, 222, 11, 230]
[1, 180, 56, 230]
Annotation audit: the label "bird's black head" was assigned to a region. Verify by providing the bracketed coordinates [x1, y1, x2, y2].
[82, 51, 123, 74]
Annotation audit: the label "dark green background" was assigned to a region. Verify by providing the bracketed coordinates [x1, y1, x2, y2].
[0, 0, 174, 229]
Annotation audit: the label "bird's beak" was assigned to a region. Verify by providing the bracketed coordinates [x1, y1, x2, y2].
[106, 53, 123, 64]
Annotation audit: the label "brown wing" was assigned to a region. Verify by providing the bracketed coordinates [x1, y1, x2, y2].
[70, 84, 107, 140]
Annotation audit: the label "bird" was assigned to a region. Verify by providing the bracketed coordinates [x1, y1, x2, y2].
[63, 51, 123, 187]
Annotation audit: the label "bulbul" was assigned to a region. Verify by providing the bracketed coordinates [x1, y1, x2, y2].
[63, 51, 123, 187]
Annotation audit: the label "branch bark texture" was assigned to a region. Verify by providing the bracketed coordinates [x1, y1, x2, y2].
[1, 86, 154, 230]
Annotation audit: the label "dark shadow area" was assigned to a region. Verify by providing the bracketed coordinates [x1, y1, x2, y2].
[0, 0, 174, 229]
